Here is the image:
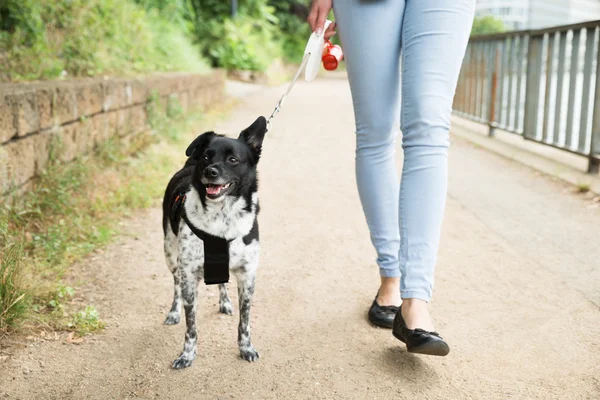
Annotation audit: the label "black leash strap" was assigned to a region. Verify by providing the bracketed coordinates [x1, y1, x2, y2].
[174, 194, 231, 285]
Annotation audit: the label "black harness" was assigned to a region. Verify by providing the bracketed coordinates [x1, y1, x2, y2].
[172, 194, 231, 285]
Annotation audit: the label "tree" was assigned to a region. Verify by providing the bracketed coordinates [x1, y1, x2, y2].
[471, 16, 505, 36]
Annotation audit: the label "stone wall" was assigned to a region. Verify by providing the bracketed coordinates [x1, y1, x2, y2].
[0, 70, 226, 194]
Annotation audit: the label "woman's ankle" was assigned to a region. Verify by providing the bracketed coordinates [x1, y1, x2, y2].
[401, 298, 435, 331]
[376, 277, 401, 306]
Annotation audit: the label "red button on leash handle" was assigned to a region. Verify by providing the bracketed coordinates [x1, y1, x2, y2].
[322, 40, 343, 71]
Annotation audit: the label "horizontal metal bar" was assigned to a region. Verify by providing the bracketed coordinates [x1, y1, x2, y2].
[471, 19, 600, 42]
[453, 111, 500, 127]
[453, 111, 596, 158]
[524, 134, 596, 157]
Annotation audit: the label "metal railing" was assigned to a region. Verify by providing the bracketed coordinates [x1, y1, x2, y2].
[454, 20, 600, 173]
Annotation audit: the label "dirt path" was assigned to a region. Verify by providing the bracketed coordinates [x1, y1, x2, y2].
[1, 78, 599, 400]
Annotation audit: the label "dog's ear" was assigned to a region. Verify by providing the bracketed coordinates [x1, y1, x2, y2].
[239, 116, 267, 157]
[186, 131, 216, 158]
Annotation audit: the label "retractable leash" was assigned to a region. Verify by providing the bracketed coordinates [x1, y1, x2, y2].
[266, 20, 343, 132]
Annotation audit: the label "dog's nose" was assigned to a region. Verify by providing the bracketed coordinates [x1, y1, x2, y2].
[204, 167, 219, 178]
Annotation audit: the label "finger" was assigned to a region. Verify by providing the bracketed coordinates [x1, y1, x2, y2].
[324, 22, 336, 39]
[315, 7, 328, 35]
[307, 6, 318, 31]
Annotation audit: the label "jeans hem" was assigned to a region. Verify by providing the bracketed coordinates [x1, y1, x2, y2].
[400, 290, 431, 302]
[379, 269, 401, 278]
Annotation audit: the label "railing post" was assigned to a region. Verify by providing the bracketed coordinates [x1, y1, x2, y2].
[589, 30, 600, 174]
[565, 30, 581, 148]
[514, 35, 527, 133]
[542, 33, 555, 143]
[488, 44, 499, 137]
[465, 45, 473, 118]
[523, 34, 542, 140]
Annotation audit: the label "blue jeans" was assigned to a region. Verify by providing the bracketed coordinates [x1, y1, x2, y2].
[333, 0, 474, 301]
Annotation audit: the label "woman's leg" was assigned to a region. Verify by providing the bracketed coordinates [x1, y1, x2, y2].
[398, 0, 474, 327]
[333, 0, 405, 304]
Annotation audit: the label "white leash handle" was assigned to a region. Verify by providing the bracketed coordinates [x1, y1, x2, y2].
[304, 20, 332, 81]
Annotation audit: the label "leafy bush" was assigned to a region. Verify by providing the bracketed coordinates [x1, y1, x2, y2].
[276, 10, 312, 64]
[205, 16, 280, 71]
[0, 0, 208, 81]
[471, 16, 505, 36]
[187, 0, 281, 71]
[0, 0, 320, 79]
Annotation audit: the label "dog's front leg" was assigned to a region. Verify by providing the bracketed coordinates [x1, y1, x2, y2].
[164, 267, 182, 325]
[172, 261, 199, 369]
[235, 269, 259, 362]
[218, 284, 233, 315]
[164, 231, 181, 325]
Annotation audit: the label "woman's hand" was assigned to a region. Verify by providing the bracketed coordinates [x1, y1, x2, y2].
[307, 0, 336, 40]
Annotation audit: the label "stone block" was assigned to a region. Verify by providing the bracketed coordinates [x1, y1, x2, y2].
[36, 87, 54, 130]
[179, 91, 190, 113]
[75, 81, 104, 118]
[57, 124, 78, 163]
[2, 137, 35, 190]
[102, 79, 129, 111]
[11, 90, 40, 136]
[104, 110, 118, 137]
[92, 113, 111, 147]
[116, 108, 129, 136]
[32, 130, 54, 174]
[128, 105, 148, 136]
[53, 84, 77, 125]
[0, 94, 17, 143]
[130, 78, 147, 105]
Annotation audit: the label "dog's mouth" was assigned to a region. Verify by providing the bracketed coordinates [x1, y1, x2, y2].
[204, 182, 234, 199]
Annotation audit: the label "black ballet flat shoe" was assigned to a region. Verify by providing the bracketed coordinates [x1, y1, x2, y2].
[368, 294, 399, 329]
[392, 306, 450, 356]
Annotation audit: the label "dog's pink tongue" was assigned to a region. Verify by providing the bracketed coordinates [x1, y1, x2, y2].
[206, 185, 222, 195]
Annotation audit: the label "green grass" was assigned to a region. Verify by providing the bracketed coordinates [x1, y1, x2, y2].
[0, 97, 231, 334]
[0, 0, 209, 81]
[69, 305, 105, 335]
[0, 244, 28, 332]
[576, 183, 591, 193]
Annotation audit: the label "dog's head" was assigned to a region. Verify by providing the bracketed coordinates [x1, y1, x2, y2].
[185, 116, 267, 202]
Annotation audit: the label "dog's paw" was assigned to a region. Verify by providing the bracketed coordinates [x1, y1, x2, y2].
[219, 301, 233, 315]
[172, 354, 194, 369]
[164, 312, 181, 325]
[239, 346, 260, 362]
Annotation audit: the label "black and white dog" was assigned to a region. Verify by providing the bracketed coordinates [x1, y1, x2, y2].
[162, 116, 267, 369]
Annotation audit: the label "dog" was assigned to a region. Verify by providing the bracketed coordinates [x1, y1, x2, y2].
[162, 116, 267, 369]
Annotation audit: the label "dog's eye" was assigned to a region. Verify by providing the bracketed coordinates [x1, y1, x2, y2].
[228, 156, 239, 165]
[202, 154, 209, 162]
